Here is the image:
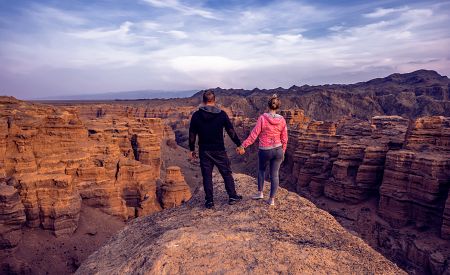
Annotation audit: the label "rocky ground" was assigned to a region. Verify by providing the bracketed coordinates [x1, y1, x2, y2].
[76, 173, 404, 275]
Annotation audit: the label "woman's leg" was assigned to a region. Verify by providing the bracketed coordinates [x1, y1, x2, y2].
[257, 150, 269, 192]
[269, 147, 284, 199]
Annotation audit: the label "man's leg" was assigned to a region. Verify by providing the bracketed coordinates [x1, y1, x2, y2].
[199, 150, 214, 203]
[208, 150, 238, 198]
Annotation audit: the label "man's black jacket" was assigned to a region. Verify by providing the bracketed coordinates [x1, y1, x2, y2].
[189, 105, 242, 152]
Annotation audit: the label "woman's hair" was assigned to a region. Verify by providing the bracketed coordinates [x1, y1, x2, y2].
[268, 94, 281, 110]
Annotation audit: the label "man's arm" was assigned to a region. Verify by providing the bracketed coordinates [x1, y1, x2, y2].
[188, 113, 198, 152]
[224, 112, 242, 147]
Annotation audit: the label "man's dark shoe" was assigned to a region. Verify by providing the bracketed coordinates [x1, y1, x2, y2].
[205, 201, 215, 209]
[228, 195, 243, 205]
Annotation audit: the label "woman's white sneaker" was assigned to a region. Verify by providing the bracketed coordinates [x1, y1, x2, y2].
[252, 192, 264, 200]
[268, 198, 275, 206]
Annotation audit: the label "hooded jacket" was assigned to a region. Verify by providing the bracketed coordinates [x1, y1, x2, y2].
[242, 113, 288, 152]
[189, 105, 242, 152]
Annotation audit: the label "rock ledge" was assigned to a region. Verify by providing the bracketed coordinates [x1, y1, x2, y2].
[76, 173, 404, 274]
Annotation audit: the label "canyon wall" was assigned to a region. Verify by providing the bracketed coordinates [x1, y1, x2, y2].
[282, 110, 450, 273]
[0, 96, 167, 247]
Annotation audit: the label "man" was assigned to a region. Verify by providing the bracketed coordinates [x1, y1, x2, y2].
[189, 90, 244, 209]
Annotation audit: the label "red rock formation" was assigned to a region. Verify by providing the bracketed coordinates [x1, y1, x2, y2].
[354, 146, 389, 198]
[324, 144, 367, 203]
[159, 166, 191, 209]
[443, 194, 450, 239]
[74, 103, 195, 123]
[290, 121, 339, 190]
[406, 116, 450, 151]
[371, 116, 409, 148]
[0, 97, 165, 238]
[280, 109, 310, 130]
[0, 184, 26, 249]
[378, 151, 450, 229]
[378, 116, 450, 234]
[285, 113, 450, 273]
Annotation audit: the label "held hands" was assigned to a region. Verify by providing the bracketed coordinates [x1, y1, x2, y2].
[236, 146, 245, 155]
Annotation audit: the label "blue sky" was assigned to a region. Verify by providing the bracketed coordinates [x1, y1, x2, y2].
[0, 0, 449, 99]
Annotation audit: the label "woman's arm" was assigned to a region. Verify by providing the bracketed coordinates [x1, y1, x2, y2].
[281, 120, 288, 152]
[242, 115, 263, 148]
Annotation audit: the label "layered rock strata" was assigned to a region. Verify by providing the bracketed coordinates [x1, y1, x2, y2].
[285, 113, 450, 273]
[0, 184, 26, 249]
[159, 166, 192, 209]
[378, 116, 450, 237]
[0, 97, 164, 239]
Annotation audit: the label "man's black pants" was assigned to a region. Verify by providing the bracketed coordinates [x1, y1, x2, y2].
[199, 150, 237, 202]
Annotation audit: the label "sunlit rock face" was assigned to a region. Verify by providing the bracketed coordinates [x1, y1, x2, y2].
[0, 97, 165, 238]
[159, 166, 191, 209]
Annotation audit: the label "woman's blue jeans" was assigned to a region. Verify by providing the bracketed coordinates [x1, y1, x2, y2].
[257, 146, 283, 198]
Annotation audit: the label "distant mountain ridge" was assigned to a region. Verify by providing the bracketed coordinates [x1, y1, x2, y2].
[37, 89, 199, 100]
[28, 69, 450, 120]
[193, 70, 449, 97]
[190, 69, 450, 120]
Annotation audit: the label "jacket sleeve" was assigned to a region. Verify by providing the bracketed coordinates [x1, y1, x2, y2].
[281, 119, 288, 152]
[224, 112, 242, 146]
[242, 115, 263, 148]
[188, 113, 197, 151]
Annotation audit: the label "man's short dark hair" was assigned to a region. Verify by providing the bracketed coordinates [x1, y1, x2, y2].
[203, 90, 215, 103]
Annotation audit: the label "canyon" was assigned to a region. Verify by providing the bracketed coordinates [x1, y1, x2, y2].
[0, 96, 192, 274]
[1, 70, 450, 274]
[280, 113, 450, 274]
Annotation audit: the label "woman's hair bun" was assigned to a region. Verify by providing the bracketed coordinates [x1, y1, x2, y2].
[268, 94, 281, 110]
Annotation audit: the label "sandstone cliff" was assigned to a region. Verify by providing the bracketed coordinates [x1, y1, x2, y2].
[76, 173, 403, 275]
[281, 113, 450, 273]
[0, 97, 165, 241]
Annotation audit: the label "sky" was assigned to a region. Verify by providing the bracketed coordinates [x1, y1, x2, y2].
[0, 0, 449, 99]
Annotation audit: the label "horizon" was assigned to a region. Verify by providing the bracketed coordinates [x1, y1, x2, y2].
[1, 68, 448, 101]
[1, 0, 449, 99]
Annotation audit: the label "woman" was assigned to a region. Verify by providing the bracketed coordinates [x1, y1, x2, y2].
[237, 94, 288, 206]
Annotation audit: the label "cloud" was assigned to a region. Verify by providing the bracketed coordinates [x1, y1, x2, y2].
[28, 6, 87, 25]
[165, 30, 188, 39]
[1, 1, 449, 98]
[170, 56, 248, 72]
[142, 0, 216, 19]
[363, 7, 408, 18]
[69, 21, 133, 40]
